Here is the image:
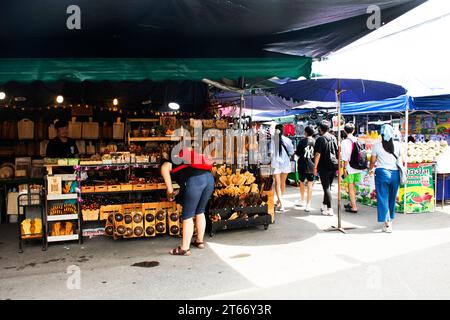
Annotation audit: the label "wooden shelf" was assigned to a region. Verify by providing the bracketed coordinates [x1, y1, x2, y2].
[127, 118, 160, 123]
[47, 214, 79, 221]
[47, 193, 78, 201]
[129, 136, 181, 142]
[47, 234, 79, 243]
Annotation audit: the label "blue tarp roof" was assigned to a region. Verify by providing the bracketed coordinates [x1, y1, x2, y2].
[340, 95, 411, 115]
[411, 94, 450, 112]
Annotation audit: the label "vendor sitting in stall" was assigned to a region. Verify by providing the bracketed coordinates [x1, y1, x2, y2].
[46, 120, 79, 158]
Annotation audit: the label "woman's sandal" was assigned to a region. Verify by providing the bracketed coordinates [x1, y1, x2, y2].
[345, 207, 358, 214]
[170, 246, 191, 256]
[192, 240, 205, 249]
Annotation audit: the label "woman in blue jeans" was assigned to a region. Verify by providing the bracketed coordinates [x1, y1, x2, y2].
[369, 124, 403, 233]
[161, 151, 215, 256]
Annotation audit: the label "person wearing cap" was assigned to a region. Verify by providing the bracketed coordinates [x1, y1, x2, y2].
[46, 120, 79, 158]
[369, 124, 403, 233]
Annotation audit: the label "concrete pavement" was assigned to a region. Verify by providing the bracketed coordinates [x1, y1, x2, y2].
[1, 184, 450, 300]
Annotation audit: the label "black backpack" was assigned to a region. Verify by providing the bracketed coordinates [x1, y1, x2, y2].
[349, 140, 368, 170]
[324, 134, 339, 170]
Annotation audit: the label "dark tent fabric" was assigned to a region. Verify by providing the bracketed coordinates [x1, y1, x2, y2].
[340, 95, 411, 115]
[0, 0, 425, 59]
[0, 1, 425, 82]
[0, 80, 209, 113]
[412, 95, 450, 112]
[214, 92, 299, 111]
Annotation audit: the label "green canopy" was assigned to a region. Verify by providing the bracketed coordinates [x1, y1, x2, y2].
[0, 57, 311, 83]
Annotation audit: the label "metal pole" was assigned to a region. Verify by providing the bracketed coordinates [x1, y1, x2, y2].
[337, 87, 342, 229]
[324, 80, 355, 233]
[404, 108, 409, 213]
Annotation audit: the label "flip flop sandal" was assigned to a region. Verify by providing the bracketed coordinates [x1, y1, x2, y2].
[345, 207, 358, 214]
[344, 203, 352, 209]
[170, 246, 191, 256]
[192, 240, 205, 249]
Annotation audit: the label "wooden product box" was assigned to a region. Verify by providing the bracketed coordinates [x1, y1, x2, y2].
[94, 185, 108, 192]
[122, 211, 134, 238]
[120, 184, 132, 191]
[132, 211, 144, 238]
[146, 183, 157, 190]
[132, 184, 146, 191]
[100, 204, 122, 221]
[107, 185, 121, 192]
[261, 189, 275, 223]
[157, 183, 167, 189]
[143, 203, 159, 237]
[82, 209, 99, 221]
[168, 205, 182, 236]
[81, 186, 95, 193]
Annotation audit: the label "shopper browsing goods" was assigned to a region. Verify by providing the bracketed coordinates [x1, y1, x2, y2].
[313, 120, 338, 216]
[341, 123, 368, 214]
[295, 125, 316, 212]
[161, 147, 214, 256]
[369, 124, 403, 233]
[270, 124, 294, 213]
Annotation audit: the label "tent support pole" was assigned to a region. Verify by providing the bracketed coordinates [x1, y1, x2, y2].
[325, 80, 356, 234]
[404, 107, 409, 214]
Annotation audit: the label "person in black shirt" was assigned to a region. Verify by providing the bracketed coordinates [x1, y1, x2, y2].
[314, 120, 338, 216]
[46, 120, 79, 158]
[160, 148, 214, 256]
[295, 125, 316, 212]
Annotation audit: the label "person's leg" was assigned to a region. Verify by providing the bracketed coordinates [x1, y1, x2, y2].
[375, 169, 390, 225]
[325, 171, 335, 209]
[307, 180, 314, 205]
[348, 182, 357, 211]
[178, 175, 206, 251]
[299, 181, 305, 203]
[194, 173, 215, 244]
[181, 218, 194, 250]
[388, 170, 400, 222]
[319, 170, 331, 208]
[274, 174, 283, 208]
[280, 172, 289, 196]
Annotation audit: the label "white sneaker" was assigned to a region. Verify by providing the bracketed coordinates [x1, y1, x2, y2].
[295, 201, 306, 209]
[320, 204, 327, 213]
[322, 208, 334, 216]
[276, 206, 286, 213]
[304, 204, 312, 212]
[382, 223, 393, 233]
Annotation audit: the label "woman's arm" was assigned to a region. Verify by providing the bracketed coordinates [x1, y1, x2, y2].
[369, 155, 377, 175]
[161, 162, 174, 194]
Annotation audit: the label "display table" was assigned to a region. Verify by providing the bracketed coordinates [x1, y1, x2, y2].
[341, 162, 436, 214]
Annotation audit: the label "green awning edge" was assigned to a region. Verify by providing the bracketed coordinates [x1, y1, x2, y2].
[0, 57, 312, 83]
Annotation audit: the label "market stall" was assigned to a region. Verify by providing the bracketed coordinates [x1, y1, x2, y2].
[339, 95, 450, 213]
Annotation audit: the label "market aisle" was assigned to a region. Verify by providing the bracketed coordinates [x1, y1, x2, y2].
[1, 184, 450, 300]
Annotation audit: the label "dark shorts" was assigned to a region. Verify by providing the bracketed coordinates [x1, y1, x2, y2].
[181, 172, 215, 220]
[299, 170, 315, 182]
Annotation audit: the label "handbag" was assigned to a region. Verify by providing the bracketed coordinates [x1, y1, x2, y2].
[391, 151, 407, 185]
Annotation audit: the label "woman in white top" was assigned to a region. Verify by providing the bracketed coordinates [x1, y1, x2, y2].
[270, 124, 294, 212]
[369, 124, 402, 233]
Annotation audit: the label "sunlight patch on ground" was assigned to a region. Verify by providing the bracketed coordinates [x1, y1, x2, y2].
[206, 224, 450, 290]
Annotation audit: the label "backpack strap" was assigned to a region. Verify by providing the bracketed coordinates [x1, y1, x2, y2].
[170, 164, 189, 174]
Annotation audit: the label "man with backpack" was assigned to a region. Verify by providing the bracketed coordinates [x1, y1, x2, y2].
[341, 123, 368, 214]
[314, 121, 338, 216]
